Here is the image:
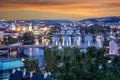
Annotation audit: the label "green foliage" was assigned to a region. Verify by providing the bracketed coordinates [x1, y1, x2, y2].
[44, 47, 120, 80]
[46, 76, 57, 80]
[103, 38, 109, 46]
[8, 37, 20, 44]
[87, 46, 98, 58]
[23, 31, 35, 41]
[24, 57, 40, 72]
[81, 25, 106, 33]
[1, 37, 20, 45]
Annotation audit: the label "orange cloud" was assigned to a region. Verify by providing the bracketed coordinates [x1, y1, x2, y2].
[0, 0, 120, 20]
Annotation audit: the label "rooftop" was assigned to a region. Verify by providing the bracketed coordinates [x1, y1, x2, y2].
[114, 39, 120, 44]
[0, 58, 24, 70]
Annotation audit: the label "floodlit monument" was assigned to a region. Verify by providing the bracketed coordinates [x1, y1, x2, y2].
[29, 23, 33, 31]
[9, 23, 16, 31]
[109, 40, 118, 55]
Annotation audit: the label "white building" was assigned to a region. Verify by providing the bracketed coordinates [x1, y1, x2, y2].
[29, 23, 33, 31]
[0, 31, 4, 39]
[9, 23, 16, 30]
[109, 39, 120, 55]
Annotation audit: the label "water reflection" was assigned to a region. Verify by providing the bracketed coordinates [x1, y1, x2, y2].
[10, 51, 17, 57]
[35, 39, 39, 45]
[24, 48, 44, 67]
[29, 48, 32, 57]
[24, 48, 44, 56]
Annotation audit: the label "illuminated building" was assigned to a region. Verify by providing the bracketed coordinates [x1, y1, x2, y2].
[15, 27, 26, 32]
[9, 23, 16, 31]
[109, 39, 120, 55]
[34, 26, 39, 35]
[29, 23, 33, 31]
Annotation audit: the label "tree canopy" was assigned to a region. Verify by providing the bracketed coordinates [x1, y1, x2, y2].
[44, 47, 120, 80]
[23, 31, 35, 41]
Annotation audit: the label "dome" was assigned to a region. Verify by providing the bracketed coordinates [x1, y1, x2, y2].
[10, 23, 16, 28]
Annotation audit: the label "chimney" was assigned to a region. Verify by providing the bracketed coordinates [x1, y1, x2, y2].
[30, 71, 33, 78]
[12, 69, 16, 74]
[23, 68, 26, 77]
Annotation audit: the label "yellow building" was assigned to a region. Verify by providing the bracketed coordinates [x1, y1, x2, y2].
[29, 23, 33, 31]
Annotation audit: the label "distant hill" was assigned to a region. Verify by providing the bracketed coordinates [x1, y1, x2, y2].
[29, 20, 72, 25]
[1, 20, 72, 25]
[80, 16, 120, 23]
[1, 16, 120, 26]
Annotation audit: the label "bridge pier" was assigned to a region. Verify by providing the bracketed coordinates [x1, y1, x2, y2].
[39, 36, 42, 43]
[71, 35, 74, 45]
[8, 48, 11, 58]
[60, 36, 63, 46]
[81, 35, 86, 47]
[49, 37, 53, 43]
[93, 35, 97, 43]
[16, 47, 20, 58]
[81, 35, 85, 43]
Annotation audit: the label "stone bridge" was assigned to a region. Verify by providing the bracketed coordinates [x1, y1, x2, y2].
[0, 45, 105, 50]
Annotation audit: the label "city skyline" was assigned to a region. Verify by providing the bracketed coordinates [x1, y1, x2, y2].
[0, 0, 120, 20]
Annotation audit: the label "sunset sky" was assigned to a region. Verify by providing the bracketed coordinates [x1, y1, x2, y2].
[0, 0, 120, 20]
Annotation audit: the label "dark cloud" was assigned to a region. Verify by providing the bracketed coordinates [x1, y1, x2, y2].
[0, 0, 119, 9]
[0, 0, 85, 6]
[105, 2, 120, 7]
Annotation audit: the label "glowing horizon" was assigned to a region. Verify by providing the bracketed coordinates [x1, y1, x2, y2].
[0, 0, 120, 20]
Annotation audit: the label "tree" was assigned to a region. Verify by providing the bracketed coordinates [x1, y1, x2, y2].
[44, 47, 120, 80]
[103, 38, 109, 47]
[23, 31, 35, 44]
[87, 46, 98, 58]
[44, 48, 58, 73]
[8, 37, 20, 44]
[24, 57, 40, 72]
